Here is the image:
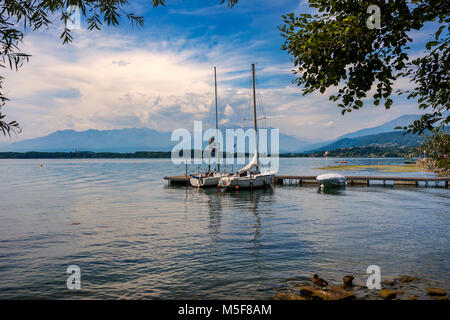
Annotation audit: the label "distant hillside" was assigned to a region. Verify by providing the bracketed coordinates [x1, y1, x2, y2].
[1, 113, 445, 153]
[294, 114, 430, 152]
[0, 128, 175, 153]
[305, 130, 426, 153]
[304, 146, 416, 158]
[0, 127, 310, 153]
[336, 114, 421, 140]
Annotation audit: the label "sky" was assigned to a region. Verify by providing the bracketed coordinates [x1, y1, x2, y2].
[1, 0, 440, 143]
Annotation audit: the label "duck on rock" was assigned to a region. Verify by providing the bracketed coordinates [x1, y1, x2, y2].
[312, 274, 328, 290]
[343, 275, 354, 287]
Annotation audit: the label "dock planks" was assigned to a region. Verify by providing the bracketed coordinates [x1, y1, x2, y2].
[164, 175, 450, 188]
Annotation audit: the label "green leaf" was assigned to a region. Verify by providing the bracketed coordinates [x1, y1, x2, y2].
[426, 41, 439, 50]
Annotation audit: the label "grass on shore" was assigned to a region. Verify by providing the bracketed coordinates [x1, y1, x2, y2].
[316, 164, 424, 173]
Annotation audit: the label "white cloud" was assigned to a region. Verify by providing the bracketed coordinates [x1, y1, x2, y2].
[224, 104, 235, 117]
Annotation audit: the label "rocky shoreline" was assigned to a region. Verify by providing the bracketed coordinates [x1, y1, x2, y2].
[273, 275, 448, 300]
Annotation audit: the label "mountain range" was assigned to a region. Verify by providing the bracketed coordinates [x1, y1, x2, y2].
[335, 114, 421, 140]
[0, 114, 432, 153]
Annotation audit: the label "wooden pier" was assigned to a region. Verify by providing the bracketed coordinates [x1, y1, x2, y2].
[164, 175, 450, 188]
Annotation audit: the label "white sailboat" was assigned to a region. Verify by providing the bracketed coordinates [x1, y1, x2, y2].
[190, 67, 228, 188]
[218, 64, 275, 190]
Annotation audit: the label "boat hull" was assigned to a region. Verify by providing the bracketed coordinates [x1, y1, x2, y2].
[190, 173, 228, 188]
[316, 174, 347, 189]
[219, 173, 273, 189]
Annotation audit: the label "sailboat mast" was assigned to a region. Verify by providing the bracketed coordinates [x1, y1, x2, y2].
[214, 66, 220, 171]
[214, 67, 218, 132]
[252, 63, 259, 170]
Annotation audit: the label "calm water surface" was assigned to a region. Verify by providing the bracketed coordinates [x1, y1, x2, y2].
[0, 158, 449, 299]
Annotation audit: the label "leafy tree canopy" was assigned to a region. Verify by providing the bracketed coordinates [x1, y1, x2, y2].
[280, 0, 449, 135]
[421, 131, 450, 170]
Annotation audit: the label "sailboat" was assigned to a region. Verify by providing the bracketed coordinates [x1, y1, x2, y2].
[218, 64, 275, 189]
[190, 67, 228, 188]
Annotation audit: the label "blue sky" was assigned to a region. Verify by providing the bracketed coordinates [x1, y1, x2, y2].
[1, 0, 441, 142]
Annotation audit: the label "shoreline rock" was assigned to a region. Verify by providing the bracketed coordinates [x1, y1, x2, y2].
[426, 287, 447, 296]
[299, 286, 355, 300]
[380, 289, 397, 300]
[396, 275, 419, 283]
[273, 292, 306, 300]
[274, 274, 447, 300]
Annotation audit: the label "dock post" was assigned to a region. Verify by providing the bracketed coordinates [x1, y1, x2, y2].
[185, 161, 188, 188]
[446, 181, 448, 189]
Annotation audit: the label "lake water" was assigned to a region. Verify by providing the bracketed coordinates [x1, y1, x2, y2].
[0, 158, 449, 299]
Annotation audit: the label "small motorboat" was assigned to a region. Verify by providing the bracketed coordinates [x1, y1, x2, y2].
[316, 173, 347, 188]
[404, 156, 416, 164]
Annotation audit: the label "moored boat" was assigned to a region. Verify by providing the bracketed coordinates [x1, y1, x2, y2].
[404, 155, 416, 164]
[218, 172, 273, 189]
[316, 173, 347, 188]
[218, 153, 274, 189]
[190, 171, 228, 187]
[189, 67, 227, 188]
[218, 64, 275, 190]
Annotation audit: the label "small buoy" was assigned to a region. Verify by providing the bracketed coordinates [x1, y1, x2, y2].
[40, 164, 43, 168]
[134, 162, 136, 165]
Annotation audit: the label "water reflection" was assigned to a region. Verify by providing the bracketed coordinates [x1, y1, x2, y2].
[229, 188, 274, 257]
[194, 187, 275, 265]
[317, 187, 347, 195]
[193, 188, 224, 238]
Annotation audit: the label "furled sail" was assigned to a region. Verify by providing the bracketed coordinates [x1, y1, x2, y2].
[237, 152, 258, 174]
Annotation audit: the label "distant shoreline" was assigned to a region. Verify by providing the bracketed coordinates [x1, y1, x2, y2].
[0, 146, 415, 159]
[316, 164, 424, 173]
[0, 151, 172, 159]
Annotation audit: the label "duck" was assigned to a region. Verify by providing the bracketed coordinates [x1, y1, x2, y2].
[343, 275, 354, 287]
[312, 274, 328, 290]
